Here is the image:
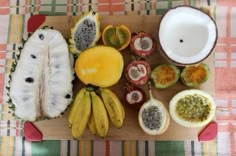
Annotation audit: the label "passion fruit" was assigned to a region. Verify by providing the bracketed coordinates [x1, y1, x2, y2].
[151, 64, 180, 89]
[130, 32, 156, 57]
[181, 63, 209, 87]
[138, 89, 170, 135]
[169, 89, 216, 128]
[125, 60, 151, 85]
[102, 25, 131, 51]
[124, 84, 146, 107]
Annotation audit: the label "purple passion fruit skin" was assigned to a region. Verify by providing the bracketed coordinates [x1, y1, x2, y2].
[181, 63, 210, 87]
[130, 32, 156, 57]
[125, 60, 151, 86]
[151, 64, 180, 89]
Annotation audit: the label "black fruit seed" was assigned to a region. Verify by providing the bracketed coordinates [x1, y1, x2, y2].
[25, 77, 34, 83]
[39, 34, 44, 40]
[65, 94, 71, 99]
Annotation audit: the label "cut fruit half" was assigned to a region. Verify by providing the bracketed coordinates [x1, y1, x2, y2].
[125, 60, 151, 85]
[102, 25, 131, 51]
[151, 64, 180, 89]
[158, 6, 217, 66]
[181, 63, 210, 87]
[138, 89, 170, 135]
[169, 89, 216, 128]
[130, 32, 156, 57]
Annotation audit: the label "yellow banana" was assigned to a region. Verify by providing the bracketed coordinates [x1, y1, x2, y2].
[91, 91, 109, 137]
[88, 112, 97, 135]
[100, 88, 125, 128]
[68, 88, 86, 127]
[71, 91, 91, 139]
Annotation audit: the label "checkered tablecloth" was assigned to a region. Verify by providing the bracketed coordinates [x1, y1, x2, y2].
[0, 0, 235, 155]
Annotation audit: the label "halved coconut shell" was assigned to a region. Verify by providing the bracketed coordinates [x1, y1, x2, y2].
[158, 6, 218, 66]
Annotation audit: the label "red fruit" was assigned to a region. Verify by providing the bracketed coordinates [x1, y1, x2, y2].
[130, 32, 156, 57]
[198, 121, 217, 141]
[124, 85, 146, 107]
[27, 14, 46, 33]
[125, 60, 151, 85]
[24, 121, 43, 141]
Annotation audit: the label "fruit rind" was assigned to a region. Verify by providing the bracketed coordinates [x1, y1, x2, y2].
[151, 64, 180, 89]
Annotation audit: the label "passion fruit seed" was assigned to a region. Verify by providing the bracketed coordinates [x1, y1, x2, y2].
[176, 94, 211, 122]
[142, 106, 161, 130]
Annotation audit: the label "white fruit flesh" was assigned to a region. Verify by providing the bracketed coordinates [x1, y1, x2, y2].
[10, 29, 74, 121]
[133, 37, 153, 51]
[127, 90, 143, 104]
[169, 89, 216, 127]
[128, 64, 147, 81]
[138, 91, 169, 135]
[159, 6, 217, 65]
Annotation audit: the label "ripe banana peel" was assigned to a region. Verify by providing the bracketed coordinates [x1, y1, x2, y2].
[88, 112, 97, 135]
[68, 88, 86, 127]
[71, 91, 91, 139]
[91, 91, 109, 137]
[100, 88, 125, 128]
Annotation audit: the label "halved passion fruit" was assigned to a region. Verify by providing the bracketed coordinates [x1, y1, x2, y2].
[139, 89, 170, 135]
[181, 63, 210, 87]
[124, 84, 146, 107]
[125, 60, 151, 85]
[102, 25, 131, 51]
[169, 89, 216, 128]
[151, 64, 180, 89]
[130, 32, 156, 57]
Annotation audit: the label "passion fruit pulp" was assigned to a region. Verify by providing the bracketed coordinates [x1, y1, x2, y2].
[151, 64, 180, 89]
[181, 63, 209, 87]
[169, 89, 216, 128]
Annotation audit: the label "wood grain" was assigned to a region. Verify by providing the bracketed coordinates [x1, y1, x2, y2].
[34, 15, 215, 140]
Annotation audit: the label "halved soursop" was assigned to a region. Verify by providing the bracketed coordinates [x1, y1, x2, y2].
[9, 29, 74, 121]
[69, 11, 100, 55]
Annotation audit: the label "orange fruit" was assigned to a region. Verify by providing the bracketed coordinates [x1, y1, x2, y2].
[102, 25, 131, 51]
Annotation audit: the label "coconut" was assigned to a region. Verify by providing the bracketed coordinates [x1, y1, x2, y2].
[158, 6, 218, 66]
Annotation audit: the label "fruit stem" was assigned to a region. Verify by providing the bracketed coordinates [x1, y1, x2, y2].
[148, 81, 153, 100]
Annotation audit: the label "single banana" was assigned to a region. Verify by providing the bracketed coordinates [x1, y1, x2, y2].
[100, 88, 125, 128]
[71, 91, 91, 139]
[88, 112, 97, 135]
[68, 88, 86, 127]
[91, 91, 109, 137]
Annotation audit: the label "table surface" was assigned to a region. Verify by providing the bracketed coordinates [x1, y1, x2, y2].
[0, 0, 235, 155]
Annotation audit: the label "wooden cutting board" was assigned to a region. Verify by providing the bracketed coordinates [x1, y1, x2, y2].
[34, 15, 215, 140]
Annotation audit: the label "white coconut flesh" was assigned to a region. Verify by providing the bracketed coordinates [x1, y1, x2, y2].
[169, 89, 216, 128]
[10, 29, 74, 121]
[159, 6, 217, 65]
[138, 91, 169, 135]
[128, 64, 147, 81]
[133, 37, 153, 51]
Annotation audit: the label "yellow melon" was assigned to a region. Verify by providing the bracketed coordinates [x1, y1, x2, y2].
[75, 46, 124, 87]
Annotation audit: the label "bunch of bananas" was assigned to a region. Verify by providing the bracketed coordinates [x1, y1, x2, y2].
[68, 88, 125, 139]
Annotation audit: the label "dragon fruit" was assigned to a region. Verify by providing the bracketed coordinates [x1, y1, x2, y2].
[8, 29, 74, 121]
